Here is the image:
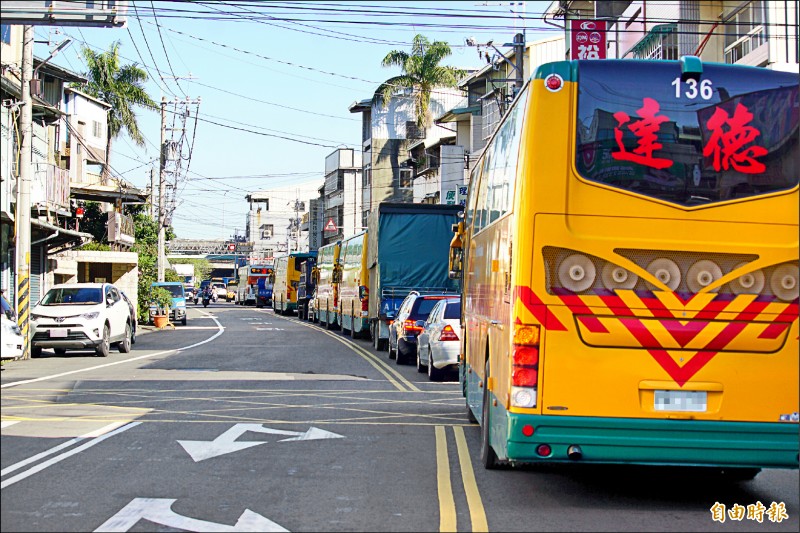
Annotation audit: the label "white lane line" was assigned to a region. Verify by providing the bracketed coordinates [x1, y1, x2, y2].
[1, 311, 225, 390]
[0, 422, 141, 489]
[0, 422, 127, 477]
[1, 421, 20, 429]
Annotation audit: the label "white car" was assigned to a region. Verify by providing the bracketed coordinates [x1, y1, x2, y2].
[1, 293, 24, 360]
[30, 283, 134, 358]
[415, 297, 462, 381]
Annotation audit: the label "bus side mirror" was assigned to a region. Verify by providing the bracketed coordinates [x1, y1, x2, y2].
[449, 222, 464, 279]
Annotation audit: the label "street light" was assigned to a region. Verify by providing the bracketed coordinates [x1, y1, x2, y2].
[31, 38, 72, 96]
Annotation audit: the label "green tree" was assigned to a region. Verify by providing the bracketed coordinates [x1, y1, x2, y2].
[130, 210, 177, 322]
[375, 34, 465, 131]
[75, 41, 157, 181]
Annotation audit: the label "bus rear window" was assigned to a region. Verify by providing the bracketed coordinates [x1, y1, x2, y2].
[575, 60, 798, 206]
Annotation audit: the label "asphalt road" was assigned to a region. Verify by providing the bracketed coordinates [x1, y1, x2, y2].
[2, 302, 798, 532]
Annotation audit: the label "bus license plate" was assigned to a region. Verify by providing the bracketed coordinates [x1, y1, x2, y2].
[654, 390, 707, 412]
[49, 328, 68, 338]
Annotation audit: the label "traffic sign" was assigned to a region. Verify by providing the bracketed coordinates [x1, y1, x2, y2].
[324, 217, 337, 232]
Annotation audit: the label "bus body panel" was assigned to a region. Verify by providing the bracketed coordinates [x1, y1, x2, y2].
[237, 265, 271, 306]
[460, 59, 799, 471]
[314, 241, 342, 326]
[273, 252, 317, 314]
[339, 231, 369, 336]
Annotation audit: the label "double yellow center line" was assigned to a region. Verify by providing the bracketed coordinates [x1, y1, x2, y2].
[436, 425, 488, 532]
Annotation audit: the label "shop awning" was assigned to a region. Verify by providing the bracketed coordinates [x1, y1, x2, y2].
[30, 218, 93, 252]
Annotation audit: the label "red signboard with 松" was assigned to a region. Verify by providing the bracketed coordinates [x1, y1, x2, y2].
[570, 19, 607, 60]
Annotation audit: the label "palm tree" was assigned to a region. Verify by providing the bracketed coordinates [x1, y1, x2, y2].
[76, 41, 156, 182]
[375, 34, 465, 132]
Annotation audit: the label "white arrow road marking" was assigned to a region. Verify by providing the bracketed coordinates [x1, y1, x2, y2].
[178, 423, 345, 462]
[94, 498, 288, 532]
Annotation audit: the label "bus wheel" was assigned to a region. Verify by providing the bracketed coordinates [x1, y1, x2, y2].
[480, 361, 501, 469]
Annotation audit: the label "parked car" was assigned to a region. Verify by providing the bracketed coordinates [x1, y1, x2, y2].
[388, 291, 458, 365]
[1, 292, 24, 360]
[149, 282, 188, 325]
[416, 297, 461, 381]
[29, 282, 133, 358]
[119, 290, 137, 345]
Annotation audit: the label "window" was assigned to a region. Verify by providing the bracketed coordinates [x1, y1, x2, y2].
[363, 163, 372, 187]
[406, 121, 424, 139]
[575, 60, 798, 207]
[92, 120, 103, 138]
[398, 168, 413, 189]
[724, 0, 767, 64]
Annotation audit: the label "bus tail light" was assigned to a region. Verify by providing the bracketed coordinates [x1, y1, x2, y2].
[514, 324, 540, 346]
[439, 325, 459, 341]
[512, 367, 538, 387]
[512, 328, 539, 408]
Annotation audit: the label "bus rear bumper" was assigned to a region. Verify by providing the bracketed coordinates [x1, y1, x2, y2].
[501, 413, 799, 469]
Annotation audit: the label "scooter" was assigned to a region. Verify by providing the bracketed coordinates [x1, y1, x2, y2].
[202, 290, 212, 308]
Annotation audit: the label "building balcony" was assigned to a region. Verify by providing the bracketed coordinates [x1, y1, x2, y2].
[31, 163, 70, 214]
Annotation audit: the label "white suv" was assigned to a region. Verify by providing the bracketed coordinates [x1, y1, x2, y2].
[30, 283, 134, 358]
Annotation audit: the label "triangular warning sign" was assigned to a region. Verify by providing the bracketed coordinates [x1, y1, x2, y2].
[324, 217, 337, 232]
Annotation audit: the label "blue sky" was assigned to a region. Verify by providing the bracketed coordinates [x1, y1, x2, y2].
[34, 1, 558, 240]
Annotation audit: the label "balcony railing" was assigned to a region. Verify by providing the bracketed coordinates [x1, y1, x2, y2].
[31, 163, 70, 212]
[725, 26, 766, 64]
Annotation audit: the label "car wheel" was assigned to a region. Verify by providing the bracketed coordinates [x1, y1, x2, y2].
[95, 324, 110, 357]
[131, 325, 136, 345]
[416, 345, 426, 373]
[396, 339, 410, 365]
[118, 323, 132, 353]
[54, 348, 67, 356]
[428, 347, 443, 381]
[182, 316, 187, 326]
[31, 346, 42, 358]
[350, 315, 358, 340]
[388, 334, 396, 360]
[480, 360, 501, 469]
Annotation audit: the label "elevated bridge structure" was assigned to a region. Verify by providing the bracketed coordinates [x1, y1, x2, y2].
[166, 239, 244, 275]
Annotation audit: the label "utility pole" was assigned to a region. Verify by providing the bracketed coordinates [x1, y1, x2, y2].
[150, 166, 157, 218]
[157, 96, 166, 282]
[513, 32, 525, 93]
[15, 25, 34, 359]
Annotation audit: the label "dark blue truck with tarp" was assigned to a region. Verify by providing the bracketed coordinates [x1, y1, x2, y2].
[367, 202, 461, 351]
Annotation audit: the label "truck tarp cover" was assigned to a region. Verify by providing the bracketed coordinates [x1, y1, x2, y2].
[369, 203, 460, 292]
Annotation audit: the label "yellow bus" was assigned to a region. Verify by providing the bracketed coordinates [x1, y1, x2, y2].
[313, 240, 342, 329]
[339, 231, 369, 339]
[271, 252, 317, 316]
[450, 57, 798, 477]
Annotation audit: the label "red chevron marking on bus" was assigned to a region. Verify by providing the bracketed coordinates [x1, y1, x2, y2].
[516, 286, 567, 331]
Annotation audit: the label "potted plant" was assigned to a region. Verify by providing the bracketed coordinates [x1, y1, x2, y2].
[150, 286, 174, 329]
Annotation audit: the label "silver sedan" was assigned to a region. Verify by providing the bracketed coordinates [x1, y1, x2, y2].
[415, 297, 461, 381]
